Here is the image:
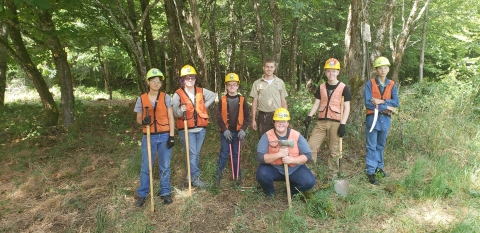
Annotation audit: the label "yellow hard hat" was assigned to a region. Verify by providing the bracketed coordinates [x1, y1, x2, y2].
[324, 58, 340, 70]
[180, 65, 197, 77]
[374, 56, 391, 68]
[146, 68, 164, 81]
[225, 73, 240, 84]
[273, 108, 290, 121]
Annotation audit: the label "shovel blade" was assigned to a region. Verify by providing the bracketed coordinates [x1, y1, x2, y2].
[334, 179, 349, 197]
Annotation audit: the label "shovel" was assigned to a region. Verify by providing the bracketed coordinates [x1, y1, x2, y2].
[334, 97, 349, 197]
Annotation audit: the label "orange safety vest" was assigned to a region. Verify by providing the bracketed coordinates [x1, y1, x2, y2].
[266, 129, 300, 167]
[318, 82, 345, 121]
[175, 87, 209, 129]
[140, 92, 170, 134]
[366, 78, 394, 116]
[220, 95, 245, 131]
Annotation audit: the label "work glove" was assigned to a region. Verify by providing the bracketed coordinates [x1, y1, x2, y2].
[303, 116, 312, 127]
[142, 116, 151, 125]
[223, 130, 233, 142]
[167, 136, 175, 149]
[337, 124, 346, 137]
[238, 129, 246, 141]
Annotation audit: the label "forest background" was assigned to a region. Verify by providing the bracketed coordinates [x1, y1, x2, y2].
[0, 0, 479, 232]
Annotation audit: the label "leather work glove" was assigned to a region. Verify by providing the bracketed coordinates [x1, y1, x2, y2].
[142, 116, 151, 125]
[303, 116, 312, 127]
[238, 129, 246, 141]
[167, 136, 175, 149]
[337, 124, 346, 137]
[223, 130, 233, 142]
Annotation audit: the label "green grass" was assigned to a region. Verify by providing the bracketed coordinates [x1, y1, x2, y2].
[1, 79, 480, 232]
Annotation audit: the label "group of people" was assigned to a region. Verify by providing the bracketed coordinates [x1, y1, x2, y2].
[134, 56, 399, 207]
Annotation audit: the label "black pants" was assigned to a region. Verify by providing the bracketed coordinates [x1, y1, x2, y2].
[257, 111, 274, 139]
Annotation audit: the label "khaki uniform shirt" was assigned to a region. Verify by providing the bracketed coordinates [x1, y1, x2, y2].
[249, 76, 287, 112]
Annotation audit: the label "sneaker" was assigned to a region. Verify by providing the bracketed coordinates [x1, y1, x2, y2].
[367, 174, 379, 185]
[193, 178, 208, 188]
[135, 197, 146, 207]
[161, 195, 173, 204]
[375, 168, 389, 178]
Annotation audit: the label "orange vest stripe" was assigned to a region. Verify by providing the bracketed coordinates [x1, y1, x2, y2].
[175, 87, 209, 129]
[318, 82, 345, 121]
[366, 79, 394, 116]
[220, 95, 245, 131]
[140, 92, 170, 134]
[266, 129, 300, 167]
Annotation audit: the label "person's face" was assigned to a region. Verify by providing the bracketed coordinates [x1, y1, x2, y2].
[274, 120, 289, 134]
[183, 75, 196, 87]
[376, 66, 389, 78]
[263, 62, 276, 76]
[324, 69, 339, 81]
[148, 77, 162, 90]
[225, 81, 239, 94]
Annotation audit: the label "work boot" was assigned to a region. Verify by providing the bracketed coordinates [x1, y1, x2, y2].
[135, 197, 147, 207]
[161, 195, 173, 204]
[375, 168, 389, 178]
[367, 174, 379, 185]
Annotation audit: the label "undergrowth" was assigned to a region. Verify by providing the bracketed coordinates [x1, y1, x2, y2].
[1, 77, 479, 232]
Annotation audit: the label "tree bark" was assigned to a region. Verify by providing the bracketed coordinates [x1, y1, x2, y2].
[207, 0, 221, 93]
[288, 17, 299, 94]
[188, 0, 209, 88]
[419, 5, 428, 82]
[164, 0, 184, 91]
[269, 0, 282, 69]
[390, 0, 430, 82]
[2, 2, 58, 126]
[37, 10, 76, 127]
[370, 0, 396, 61]
[227, 0, 237, 72]
[0, 22, 7, 107]
[96, 43, 112, 99]
[344, 0, 369, 125]
[141, 0, 159, 68]
[252, 0, 266, 62]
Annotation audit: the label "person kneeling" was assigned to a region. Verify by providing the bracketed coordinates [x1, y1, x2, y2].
[256, 108, 316, 198]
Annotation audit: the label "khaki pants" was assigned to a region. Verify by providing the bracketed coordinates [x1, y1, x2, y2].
[307, 120, 340, 179]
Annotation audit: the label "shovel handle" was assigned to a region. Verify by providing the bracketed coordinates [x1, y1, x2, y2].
[144, 106, 154, 212]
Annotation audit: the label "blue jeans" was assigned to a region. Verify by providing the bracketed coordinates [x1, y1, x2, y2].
[217, 131, 241, 178]
[256, 164, 316, 196]
[365, 114, 391, 175]
[178, 128, 207, 180]
[137, 133, 172, 197]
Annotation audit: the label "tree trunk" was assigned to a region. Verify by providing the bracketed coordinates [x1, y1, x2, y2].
[419, 5, 428, 82]
[370, 0, 396, 61]
[96, 43, 112, 99]
[188, 0, 209, 88]
[37, 10, 76, 127]
[208, 0, 221, 93]
[269, 0, 282, 69]
[390, 0, 430, 82]
[288, 17, 299, 94]
[344, 0, 369, 125]
[227, 0, 237, 72]
[0, 22, 7, 107]
[3, 2, 58, 126]
[252, 0, 266, 62]
[164, 0, 184, 91]
[141, 0, 159, 68]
